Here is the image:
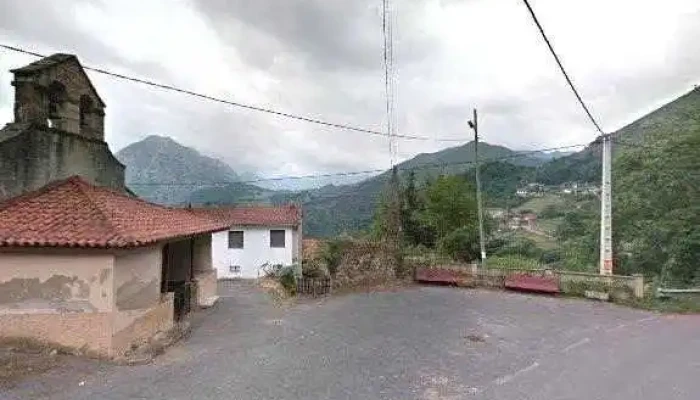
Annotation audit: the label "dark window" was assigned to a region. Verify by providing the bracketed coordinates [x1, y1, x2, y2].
[228, 231, 244, 249]
[47, 81, 66, 119]
[79, 95, 93, 128]
[270, 230, 285, 248]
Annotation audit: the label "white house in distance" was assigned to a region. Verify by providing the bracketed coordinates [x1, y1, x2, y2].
[190, 205, 302, 279]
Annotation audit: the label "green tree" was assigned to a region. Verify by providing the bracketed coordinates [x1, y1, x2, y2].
[438, 225, 480, 262]
[420, 175, 479, 239]
[401, 171, 437, 247]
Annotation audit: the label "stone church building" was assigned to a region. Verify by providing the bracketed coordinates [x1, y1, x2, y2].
[0, 54, 225, 358]
[0, 53, 125, 200]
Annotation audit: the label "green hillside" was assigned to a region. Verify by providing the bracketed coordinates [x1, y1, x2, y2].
[301, 141, 544, 237]
[537, 87, 700, 185]
[188, 182, 281, 205]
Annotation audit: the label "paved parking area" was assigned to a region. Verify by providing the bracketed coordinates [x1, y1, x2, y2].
[4, 282, 700, 399]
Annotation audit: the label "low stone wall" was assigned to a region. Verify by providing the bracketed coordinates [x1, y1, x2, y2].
[417, 265, 645, 299]
[112, 293, 174, 357]
[0, 310, 113, 356]
[557, 271, 644, 300]
[333, 241, 397, 289]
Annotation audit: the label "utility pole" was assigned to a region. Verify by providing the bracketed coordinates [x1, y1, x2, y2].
[599, 133, 613, 275]
[468, 109, 487, 264]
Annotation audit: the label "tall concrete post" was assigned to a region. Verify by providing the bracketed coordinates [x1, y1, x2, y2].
[469, 109, 487, 264]
[599, 134, 613, 275]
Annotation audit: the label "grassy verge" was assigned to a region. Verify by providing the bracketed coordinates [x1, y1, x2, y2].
[624, 296, 700, 314]
[513, 194, 564, 213]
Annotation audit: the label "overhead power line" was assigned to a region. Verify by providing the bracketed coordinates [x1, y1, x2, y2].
[520, 0, 604, 135]
[0, 43, 463, 143]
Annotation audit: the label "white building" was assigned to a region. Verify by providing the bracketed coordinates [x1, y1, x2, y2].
[191, 205, 302, 279]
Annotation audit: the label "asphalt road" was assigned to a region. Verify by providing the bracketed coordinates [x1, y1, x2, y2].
[4, 282, 700, 400]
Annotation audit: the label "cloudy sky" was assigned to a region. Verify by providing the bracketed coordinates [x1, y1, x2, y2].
[1, 0, 699, 180]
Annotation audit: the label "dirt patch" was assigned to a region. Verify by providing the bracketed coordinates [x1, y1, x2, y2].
[330, 279, 416, 296]
[0, 338, 76, 388]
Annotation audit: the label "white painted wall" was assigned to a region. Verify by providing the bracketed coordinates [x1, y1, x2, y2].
[212, 226, 299, 279]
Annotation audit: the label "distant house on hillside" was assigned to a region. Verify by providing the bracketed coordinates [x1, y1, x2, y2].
[521, 213, 538, 230]
[516, 183, 545, 198]
[190, 205, 302, 279]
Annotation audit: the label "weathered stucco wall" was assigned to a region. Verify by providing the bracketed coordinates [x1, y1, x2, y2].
[192, 234, 217, 306]
[0, 251, 114, 312]
[114, 245, 162, 311]
[0, 311, 113, 355]
[0, 247, 176, 358]
[112, 293, 174, 356]
[195, 270, 218, 307]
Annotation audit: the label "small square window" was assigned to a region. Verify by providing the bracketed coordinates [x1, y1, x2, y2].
[228, 231, 244, 249]
[229, 265, 241, 273]
[270, 230, 285, 248]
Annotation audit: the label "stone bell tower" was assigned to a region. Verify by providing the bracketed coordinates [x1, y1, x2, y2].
[0, 54, 125, 201]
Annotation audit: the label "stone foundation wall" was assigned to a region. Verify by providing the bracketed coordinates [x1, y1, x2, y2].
[0, 311, 112, 356]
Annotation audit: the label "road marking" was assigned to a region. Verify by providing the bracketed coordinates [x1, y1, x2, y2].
[562, 337, 591, 353]
[607, 323, 627, 332]
[636, 316, 657, 324]
[493, 361, 540, 385]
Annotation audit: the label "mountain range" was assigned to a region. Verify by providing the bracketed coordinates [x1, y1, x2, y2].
[115, 135, 240, 204]
[116, 86, 700, 237]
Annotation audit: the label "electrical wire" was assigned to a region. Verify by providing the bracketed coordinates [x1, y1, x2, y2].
[0, 43, 464, 143]
[521, 0, 604, 135]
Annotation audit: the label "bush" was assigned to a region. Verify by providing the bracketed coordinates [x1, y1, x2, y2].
[485, 255, 541, 270]
[540, 249, 561, 264]
[322, 239, 351, 277]
[540, 204, 563, 219]
[485, 237, 508, 255]
[438, 226, 480, 262]
[494, 237, 544, 260]
[302, 259, 327, 278]
[277, 266, 297, 295]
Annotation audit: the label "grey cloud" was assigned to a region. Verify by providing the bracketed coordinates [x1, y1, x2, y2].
[194, 0, 382, 71]
[0, 0, 172, 91]
[193, 0, 438, 73]
[2, 0, 700, 180]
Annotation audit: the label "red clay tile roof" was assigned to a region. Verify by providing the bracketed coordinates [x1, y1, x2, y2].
[0, 176, 229, 248]
[189, 205, 301, 227]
